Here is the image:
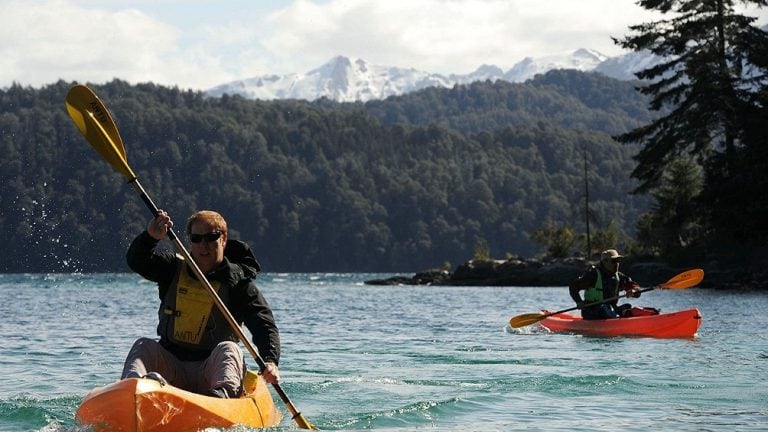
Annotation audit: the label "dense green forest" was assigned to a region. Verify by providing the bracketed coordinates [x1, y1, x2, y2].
[1, 72, 653, 273]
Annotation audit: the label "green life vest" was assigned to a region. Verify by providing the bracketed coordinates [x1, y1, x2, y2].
[584, 266, 619, 302]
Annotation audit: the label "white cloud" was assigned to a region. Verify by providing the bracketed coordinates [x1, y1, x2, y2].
[263, 0, 663, 75]
[1, 0, 766, 90]
[0, 0, 189, 87]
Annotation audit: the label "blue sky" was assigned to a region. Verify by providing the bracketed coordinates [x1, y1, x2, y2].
[2, 0, 766, 91]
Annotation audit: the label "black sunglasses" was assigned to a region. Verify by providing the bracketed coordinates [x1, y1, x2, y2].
[189, 230, 222, 243]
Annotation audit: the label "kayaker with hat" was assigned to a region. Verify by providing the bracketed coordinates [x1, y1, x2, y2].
[568, 249, 643, 320]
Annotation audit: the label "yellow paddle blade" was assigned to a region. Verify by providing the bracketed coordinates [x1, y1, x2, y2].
[509, 312, 548, 328]
[65, 84, 136, 180]
[294, 414, 318, 430]
[660, 268, 704, 289]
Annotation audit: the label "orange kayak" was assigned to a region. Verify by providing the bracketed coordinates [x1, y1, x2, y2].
[76, 371, 282, 431]
[539, 308, 702, 338]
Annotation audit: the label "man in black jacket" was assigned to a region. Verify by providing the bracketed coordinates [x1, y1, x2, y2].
[121, 210, 280, 398]
[569, 249, 641, 320]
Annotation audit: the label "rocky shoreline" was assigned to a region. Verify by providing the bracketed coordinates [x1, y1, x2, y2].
[364, 256, 766, 290]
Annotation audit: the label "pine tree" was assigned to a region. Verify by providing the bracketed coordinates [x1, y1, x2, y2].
[614, 0, 768, 259]
[614, 0, 768, 192]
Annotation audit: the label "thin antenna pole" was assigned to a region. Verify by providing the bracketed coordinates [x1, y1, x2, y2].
[584, 149, 591, 259]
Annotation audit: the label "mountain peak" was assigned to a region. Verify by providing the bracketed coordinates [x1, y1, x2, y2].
[504, 48, 609, 82]
[206, 48, 653, 102]
[313, 55, 354, 72]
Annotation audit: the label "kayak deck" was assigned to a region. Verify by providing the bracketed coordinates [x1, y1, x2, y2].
[539, 308, 702, 338]
[76, 373, 282, 432]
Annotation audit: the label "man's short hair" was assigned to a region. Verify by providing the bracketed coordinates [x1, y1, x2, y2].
[186, 210, 227, 234]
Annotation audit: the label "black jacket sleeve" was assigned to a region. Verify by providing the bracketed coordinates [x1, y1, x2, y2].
[232, 281, 281, 365]
[126, 231, 177, 298]
[618, 272, 635, 290]
[221, 239, 279, 364]
[569, 267, 597, 303]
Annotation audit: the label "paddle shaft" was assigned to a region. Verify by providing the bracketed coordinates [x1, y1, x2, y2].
[540, 286, 656, 319]
[127, 177, 314, 428]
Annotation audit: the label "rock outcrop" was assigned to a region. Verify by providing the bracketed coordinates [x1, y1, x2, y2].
[365, 257, 697, 287]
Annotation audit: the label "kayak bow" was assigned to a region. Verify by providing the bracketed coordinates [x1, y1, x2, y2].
[76, 372, 282, 431]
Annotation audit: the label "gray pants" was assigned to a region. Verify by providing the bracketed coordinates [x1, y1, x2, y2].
[120, 337, 245, 396]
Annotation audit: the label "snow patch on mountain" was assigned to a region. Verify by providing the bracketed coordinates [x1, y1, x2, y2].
[594, 49, 663, 80]
[504, 48, 609, 82]
[207, 55, 453, 102]
[206, 49, 657, 102]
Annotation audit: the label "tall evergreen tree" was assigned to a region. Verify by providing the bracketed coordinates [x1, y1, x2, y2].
[614, 0, 768, 257]
[634, 156, 703, 259]
[615, 0, 768, 191]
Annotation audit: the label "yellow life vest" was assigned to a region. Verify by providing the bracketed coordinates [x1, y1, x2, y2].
[159, 262, 236, 350]
[170, 266, 221, 344]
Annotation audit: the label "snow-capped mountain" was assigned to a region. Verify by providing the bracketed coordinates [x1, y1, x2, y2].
[206, 49, 656, 102]
[206, 56, 453, 102]
[503, 48, 609, 82]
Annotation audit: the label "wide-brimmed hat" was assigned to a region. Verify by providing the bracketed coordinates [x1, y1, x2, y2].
[600, 249, 624, 264]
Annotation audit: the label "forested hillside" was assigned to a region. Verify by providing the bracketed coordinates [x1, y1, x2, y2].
[364, 70, 653, 136]
[0, 71, 652, 273]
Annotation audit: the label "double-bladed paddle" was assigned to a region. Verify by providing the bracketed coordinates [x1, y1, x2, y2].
[508, 268, 704, 328]
[65, 84, 317, 430]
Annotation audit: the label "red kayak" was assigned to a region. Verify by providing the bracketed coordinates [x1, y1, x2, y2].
[538, 308, 702, 338]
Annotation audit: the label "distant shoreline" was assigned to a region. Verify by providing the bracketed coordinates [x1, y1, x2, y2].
[365, 257, 766, 290]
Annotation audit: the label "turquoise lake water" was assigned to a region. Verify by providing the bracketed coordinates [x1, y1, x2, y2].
[0, 272, 766, 431]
